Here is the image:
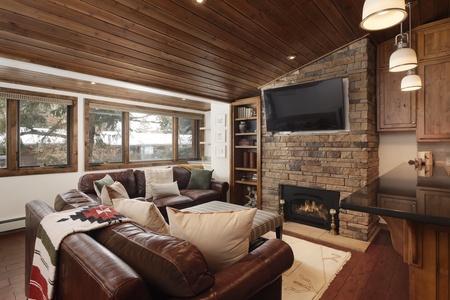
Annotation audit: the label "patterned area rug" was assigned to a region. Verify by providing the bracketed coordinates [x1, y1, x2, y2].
[264, 232, 351, 300]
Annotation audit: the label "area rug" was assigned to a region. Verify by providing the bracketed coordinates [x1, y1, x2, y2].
[263, 232, 351, 300]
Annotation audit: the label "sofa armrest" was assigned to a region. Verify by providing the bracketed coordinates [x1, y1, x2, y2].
[54, 189, 98, 211]
[171, 238, 293, 300]
[25, 200, 56, 295]
[210, 180, 229, 201]
[57, 233, 151, 300]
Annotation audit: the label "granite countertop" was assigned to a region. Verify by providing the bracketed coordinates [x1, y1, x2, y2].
[340, 162, 450, 226]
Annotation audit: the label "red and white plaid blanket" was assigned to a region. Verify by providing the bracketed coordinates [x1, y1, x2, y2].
[28, 205, 129, 300]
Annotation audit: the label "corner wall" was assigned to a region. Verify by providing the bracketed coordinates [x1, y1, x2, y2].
[260, 38, 379, 241]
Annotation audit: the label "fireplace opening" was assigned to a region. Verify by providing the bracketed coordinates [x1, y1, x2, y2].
[281, 184, 340, 232]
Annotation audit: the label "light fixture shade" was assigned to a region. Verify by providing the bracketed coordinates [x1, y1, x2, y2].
[360, 0, 407, 31]
[401, 74, 422, 91]
[389, 47, 418, 72]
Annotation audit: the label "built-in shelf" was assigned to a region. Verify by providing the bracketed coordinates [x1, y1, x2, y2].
[230, 96, 261, 208]
[235, 180, 258, 186]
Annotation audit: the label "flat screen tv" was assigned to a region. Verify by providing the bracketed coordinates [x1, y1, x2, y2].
[263, 77, 347, 132]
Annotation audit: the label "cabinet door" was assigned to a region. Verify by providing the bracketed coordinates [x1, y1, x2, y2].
[416, 58, 450, 142]
[378, 194, 417, 213]
[417, 20, 450, 61]
[378, 68, 417, 131]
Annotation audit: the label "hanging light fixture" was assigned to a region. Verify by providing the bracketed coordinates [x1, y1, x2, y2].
[401, 69, 422, 91]
[360, 0, 407, 31]
[389, 2, 418, 73]
[400, 2, 421, 91]
[389, 33, 418, 72]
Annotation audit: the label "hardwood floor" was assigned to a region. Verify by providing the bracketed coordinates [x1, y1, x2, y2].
[0, 231, 26, 300]
[0, 228, 407, 300]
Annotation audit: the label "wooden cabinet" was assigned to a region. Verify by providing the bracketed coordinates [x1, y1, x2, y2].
[377, 33, 417, 131]
[377, 68, 417, 131]
[416, 57, 450, 142]
[230, 96, 261, 208]
[416, 19, 450, 61]
[378, 193, 417, 213]
[377, 18, 450, 139]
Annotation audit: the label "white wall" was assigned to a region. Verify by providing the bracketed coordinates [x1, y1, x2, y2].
[0, 82, 216, 232]
[210, 102, 231, 190]
[379, 131, 417, 175]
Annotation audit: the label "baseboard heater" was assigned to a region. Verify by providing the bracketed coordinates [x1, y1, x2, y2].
[0, 217, 25, 224]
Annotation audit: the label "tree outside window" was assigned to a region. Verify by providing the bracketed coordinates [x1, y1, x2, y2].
[19, 101, 69, 167]
[0, 90, 77, 177]
[88, 108, 123, 164]
[129, 113, 173, 161]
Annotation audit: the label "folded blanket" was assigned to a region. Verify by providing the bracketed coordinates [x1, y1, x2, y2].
[178, 164, 204, 171]
[29, 205, 129, 300]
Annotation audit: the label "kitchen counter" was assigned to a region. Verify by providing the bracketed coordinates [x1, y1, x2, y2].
[340, 162, 450, 300]
[340, 162, 450, 226]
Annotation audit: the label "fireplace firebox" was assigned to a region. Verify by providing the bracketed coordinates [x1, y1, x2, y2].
[281, 184, 340, 232]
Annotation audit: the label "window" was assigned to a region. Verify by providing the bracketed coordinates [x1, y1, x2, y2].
[0, 98, 6, 169]
[85, 99, 202, 170]
[0, 89, 77, 176]
[129, 112, 173, 161]
[88, 108, 123, 164]
[178, 117, 196, 160]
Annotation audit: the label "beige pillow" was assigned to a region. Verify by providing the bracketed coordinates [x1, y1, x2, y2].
[167, 207, 257, 273]
[112, 198, 170, 234]
[151, 181, 180, 200]
[100, 181, 129, 206]
[144, 167, 173, 199]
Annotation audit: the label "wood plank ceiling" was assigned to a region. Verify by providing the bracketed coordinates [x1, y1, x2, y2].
[0, 0, 448, 111]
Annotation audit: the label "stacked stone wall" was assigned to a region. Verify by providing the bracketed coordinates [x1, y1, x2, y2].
[260, 38, 379, 241]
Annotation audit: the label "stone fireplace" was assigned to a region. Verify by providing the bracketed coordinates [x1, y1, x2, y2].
[260, 38, 379, 241]
[281, 184, 340, 232]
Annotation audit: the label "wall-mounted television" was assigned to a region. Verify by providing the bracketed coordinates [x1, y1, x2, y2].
[263, 77, 348, 133]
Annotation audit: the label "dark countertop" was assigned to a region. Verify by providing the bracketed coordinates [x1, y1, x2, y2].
[340, 162, 450, 226]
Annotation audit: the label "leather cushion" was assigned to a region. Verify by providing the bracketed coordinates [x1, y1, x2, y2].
[173, 166, 191, 190]
[92, 223, 215, 298]
[78, 169, 139, 198]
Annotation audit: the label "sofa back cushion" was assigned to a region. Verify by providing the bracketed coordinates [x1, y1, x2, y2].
[78, 169, 139, 198]
[173, 166, 191, 190]
[91, 223, 215, 298]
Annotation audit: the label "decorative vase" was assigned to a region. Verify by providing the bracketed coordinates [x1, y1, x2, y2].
[239, 121, 247, 133]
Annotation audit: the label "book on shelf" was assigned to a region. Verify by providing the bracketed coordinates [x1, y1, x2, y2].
[237, 107, 255, 118]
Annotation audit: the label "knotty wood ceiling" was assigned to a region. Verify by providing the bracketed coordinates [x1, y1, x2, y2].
[0, 0, 448, 111]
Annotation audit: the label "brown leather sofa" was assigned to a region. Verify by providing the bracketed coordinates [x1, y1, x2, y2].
[25, 200, 294, 300]
[55, 166, 229, 220]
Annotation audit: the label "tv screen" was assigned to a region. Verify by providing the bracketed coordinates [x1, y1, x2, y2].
[263, 77, 347, 132]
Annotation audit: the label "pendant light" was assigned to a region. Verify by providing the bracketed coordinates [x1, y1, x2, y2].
[401, 69, 422, 91]
[389, 32, 418, 72]
[360, 0, 407, 31]
[389, 2, 418, 73]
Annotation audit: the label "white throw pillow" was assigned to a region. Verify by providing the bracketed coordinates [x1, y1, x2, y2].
[150, 181, 180, 200]
[144, 167, 173, 199]
[112, 198, 170, 234]
[100, 181, 129, 206]
[167, 207, 257, 273]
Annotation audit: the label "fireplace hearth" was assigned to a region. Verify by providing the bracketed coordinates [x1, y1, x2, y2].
[281, 184, 340, 232]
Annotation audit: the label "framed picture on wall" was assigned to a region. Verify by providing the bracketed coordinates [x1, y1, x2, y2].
[215, 114, 226, 127]
[215, 145, 226, 158]
[215, 129, 226, 142]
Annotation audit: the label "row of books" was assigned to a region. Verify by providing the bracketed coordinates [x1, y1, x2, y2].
[237, 107, 255, 118]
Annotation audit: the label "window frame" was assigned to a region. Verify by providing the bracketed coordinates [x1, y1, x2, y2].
[0, 88, 78, 177]
[85, 99, 202, 171]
